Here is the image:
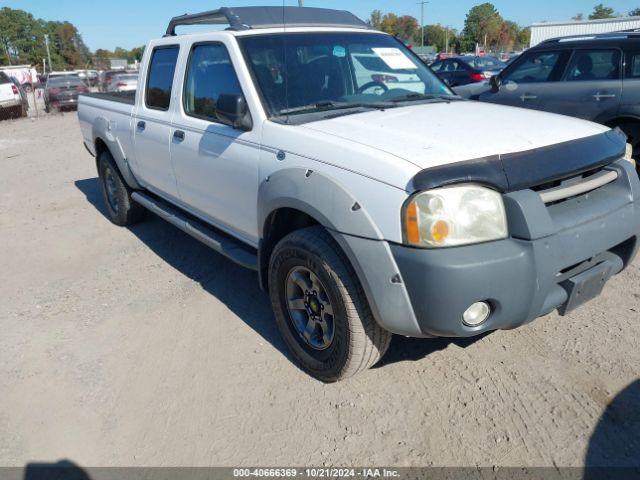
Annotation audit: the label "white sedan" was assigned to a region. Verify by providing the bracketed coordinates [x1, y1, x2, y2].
[106, 74, 138, 93]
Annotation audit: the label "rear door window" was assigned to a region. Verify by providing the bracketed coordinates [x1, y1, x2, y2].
[0, 72, 11, 84]
[145, 46, 180, 110]
[565, 49, 621, 81]
[504, 51, 566, 83]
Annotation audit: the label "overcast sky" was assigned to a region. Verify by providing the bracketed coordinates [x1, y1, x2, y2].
[1, 0, 637, 50]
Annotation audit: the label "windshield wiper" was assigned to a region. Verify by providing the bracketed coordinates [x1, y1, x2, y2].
[390, 93, 462, 103]
[279, 100, 395, 115]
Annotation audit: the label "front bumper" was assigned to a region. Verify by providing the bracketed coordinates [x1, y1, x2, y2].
[339, 160, 640, 338]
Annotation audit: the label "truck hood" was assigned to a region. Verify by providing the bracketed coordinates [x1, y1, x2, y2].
[301, 101, 609, 171]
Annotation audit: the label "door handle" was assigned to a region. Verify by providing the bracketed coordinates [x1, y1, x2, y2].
[173, 130, 185, 141]
[520, 93, 537, 102]
[593, 93, 616, 101]
[136, 120, 146, 131]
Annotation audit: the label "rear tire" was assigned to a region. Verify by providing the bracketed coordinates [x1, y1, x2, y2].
[269, 226, 391, 382]
[97, 150, 146, 226]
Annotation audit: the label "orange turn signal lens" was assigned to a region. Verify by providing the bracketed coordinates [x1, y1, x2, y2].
[405, 201, 421, 245]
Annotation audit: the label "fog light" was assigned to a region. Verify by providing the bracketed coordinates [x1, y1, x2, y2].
[463, 302, 491, 326]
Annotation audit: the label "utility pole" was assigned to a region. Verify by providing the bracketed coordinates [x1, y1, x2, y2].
[44, 34, 53, 73]
[445, 26, 449, 54]
[298, 0, 303, 6]
[417, 1, 429, 48]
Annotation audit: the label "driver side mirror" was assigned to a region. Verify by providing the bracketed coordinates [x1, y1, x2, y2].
[490, 75, 502, 93]
[216, 94, 253, 131]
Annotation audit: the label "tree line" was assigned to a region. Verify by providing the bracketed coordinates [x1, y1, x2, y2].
[2, 4, 640, 71]
[574, 4, 640, 20]
[371, 3, 640, 54]
[370, 3, 531, 53]
[0, 7, 144, 71]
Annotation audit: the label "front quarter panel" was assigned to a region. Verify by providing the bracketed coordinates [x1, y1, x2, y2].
[259, 120, 417, 244]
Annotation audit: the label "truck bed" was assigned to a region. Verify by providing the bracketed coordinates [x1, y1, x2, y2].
[81, 91, 136, 105]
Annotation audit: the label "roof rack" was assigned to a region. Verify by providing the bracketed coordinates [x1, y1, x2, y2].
[539, 30, 640, 45]
[165, 6, 370, 36]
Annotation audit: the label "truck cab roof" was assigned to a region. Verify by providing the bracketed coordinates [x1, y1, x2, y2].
[165, 6, 370, 36]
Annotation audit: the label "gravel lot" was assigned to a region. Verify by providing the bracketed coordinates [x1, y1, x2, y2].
[1, 114, 639, 468]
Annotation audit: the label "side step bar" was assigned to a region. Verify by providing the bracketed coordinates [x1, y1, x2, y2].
[131, 192, 258, 271]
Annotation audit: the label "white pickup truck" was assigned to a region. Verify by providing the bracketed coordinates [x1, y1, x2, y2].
[78, 7, 640, 382]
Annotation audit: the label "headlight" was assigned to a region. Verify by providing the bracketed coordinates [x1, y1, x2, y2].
[403, 184, 508, 248]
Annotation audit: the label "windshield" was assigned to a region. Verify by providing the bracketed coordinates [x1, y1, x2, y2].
[239, 32, 453, 118]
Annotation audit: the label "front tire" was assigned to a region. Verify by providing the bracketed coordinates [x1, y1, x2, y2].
[97, 150, 146, 226]
[269, 227, 391, 382]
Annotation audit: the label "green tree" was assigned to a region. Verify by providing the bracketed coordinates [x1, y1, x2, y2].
[630, 8, 640, 16]
[423, 24, 458, 53]
[589, 4, 615, 19]
[94, 48, 112, 70]
[395, 15, 420, 43]
[516, 27, 531, 50]
[379, 13, 398, 36]
[462, 3, 504, 50]
[0, 7, 49, 66]
[0, 7, 90, 71]
[48, 21, 90, 68]
[498, 20, 519, 51]
[128, 46, 145, 63]
[369, 10, 382, 30]
[369, 11, 421, 43]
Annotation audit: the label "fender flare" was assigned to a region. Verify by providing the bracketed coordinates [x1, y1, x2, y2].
[257, 168, 424, 337]
[257, 167, 384, 241]
[92, 116, 141, 190]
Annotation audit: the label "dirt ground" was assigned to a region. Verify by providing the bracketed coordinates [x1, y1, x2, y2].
[1, 114, 639, 468]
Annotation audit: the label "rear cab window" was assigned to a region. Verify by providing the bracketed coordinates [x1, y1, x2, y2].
[145, 46, 180, 110]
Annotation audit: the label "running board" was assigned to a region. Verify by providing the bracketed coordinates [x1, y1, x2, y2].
[131, 192, 258, 271]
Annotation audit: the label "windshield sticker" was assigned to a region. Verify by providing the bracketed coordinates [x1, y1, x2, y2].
[371, 48, 417, 70]
[333, 46, 346, 58]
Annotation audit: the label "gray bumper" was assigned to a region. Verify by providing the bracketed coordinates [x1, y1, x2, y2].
[0, 98, 21, 109]
[337, 160, 640, 338]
